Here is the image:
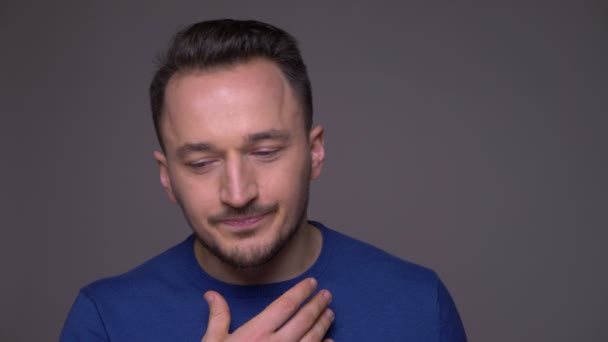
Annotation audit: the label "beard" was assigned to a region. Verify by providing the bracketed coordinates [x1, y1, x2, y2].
[178, 182, 310, 270]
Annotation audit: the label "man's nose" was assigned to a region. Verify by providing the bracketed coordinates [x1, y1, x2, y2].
[219, 156, 258, 208]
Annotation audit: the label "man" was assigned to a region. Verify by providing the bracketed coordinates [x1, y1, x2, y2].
[61, 19, 467, 341]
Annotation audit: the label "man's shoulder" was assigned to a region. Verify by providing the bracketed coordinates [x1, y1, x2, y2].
[62, 236, 206, 341]
[320, 222, 439, 286]
[316, 223, 467, 341]
[81, 235, 196, 299]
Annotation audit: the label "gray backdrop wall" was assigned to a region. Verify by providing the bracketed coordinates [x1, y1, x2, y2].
[1, 1, 607, 341]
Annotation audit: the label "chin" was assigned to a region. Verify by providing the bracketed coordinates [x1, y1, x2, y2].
[197, 220, 301, 269]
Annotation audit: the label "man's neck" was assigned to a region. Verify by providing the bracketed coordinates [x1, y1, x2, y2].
[193, 222, 323, 285]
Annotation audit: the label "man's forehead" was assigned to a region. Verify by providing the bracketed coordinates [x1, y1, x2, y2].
[160, 60, 305, 153]
[164, 62, 294, 119]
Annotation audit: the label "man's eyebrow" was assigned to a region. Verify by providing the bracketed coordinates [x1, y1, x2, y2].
[246, 129, 291, 143]
[176, 142, 215, 158]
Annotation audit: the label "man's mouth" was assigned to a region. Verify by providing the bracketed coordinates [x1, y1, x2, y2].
[209, 203, 279, 231]
[221, 213, 268, 227]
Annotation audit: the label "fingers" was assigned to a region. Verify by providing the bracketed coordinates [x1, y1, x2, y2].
[202, 291, 231, 341]
[300, 308, 334, 342]
[277, 289, 333, 340]
[299, 308, 334, 342]
[207, 279, 334, 342]
[247, 278, 318, 332]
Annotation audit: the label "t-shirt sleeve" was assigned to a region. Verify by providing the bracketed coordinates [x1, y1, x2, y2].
[60, 290, 110, 342]
[437, 277, 467, 342]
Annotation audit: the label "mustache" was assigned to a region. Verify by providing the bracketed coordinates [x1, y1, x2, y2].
[208, 203, 279, 224]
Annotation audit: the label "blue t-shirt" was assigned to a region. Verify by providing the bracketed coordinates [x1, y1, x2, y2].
[61, 222, 467, 341]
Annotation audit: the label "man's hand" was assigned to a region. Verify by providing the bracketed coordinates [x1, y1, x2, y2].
[201, 278, 334, 342]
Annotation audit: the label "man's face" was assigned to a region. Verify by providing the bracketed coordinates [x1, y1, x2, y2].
[154, 59, 324, 269]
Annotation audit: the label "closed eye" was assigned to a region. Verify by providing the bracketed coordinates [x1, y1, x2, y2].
[251, 148, 282, 160]
[187, 159, 217, 171]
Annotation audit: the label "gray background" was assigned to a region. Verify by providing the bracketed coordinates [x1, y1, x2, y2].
[1, 1, 607, 341]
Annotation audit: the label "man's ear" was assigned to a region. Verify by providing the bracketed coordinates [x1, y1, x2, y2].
[308, 125, 325, 180]
[153, 150, 177, 203]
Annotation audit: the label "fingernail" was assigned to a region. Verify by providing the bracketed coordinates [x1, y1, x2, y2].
[309, 278, 317, 288]
[205, 292, 214, 303]
[325, 308, 334, 320]
[322, 290, 332, 303]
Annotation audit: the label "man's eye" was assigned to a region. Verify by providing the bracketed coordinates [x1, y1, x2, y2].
[188, 160, 215, 170]
[251, 148, 281, 159]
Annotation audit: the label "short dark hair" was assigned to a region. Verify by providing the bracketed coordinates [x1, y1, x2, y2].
[149, 19, 313, 151]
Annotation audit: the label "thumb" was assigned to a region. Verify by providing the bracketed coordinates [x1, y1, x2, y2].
[202, 291, 231, 341]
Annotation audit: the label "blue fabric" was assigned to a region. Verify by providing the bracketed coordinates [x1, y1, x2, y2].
[61, 222, 467, 341]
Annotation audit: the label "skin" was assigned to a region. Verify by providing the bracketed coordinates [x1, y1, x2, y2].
[154, 58, 333, 340]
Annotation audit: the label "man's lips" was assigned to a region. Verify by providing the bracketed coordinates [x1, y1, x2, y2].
[220, 213, 268, 227]
[209, 203, 279, 228]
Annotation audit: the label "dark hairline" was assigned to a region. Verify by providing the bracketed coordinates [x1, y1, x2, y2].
[149, 20, 314, 152]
